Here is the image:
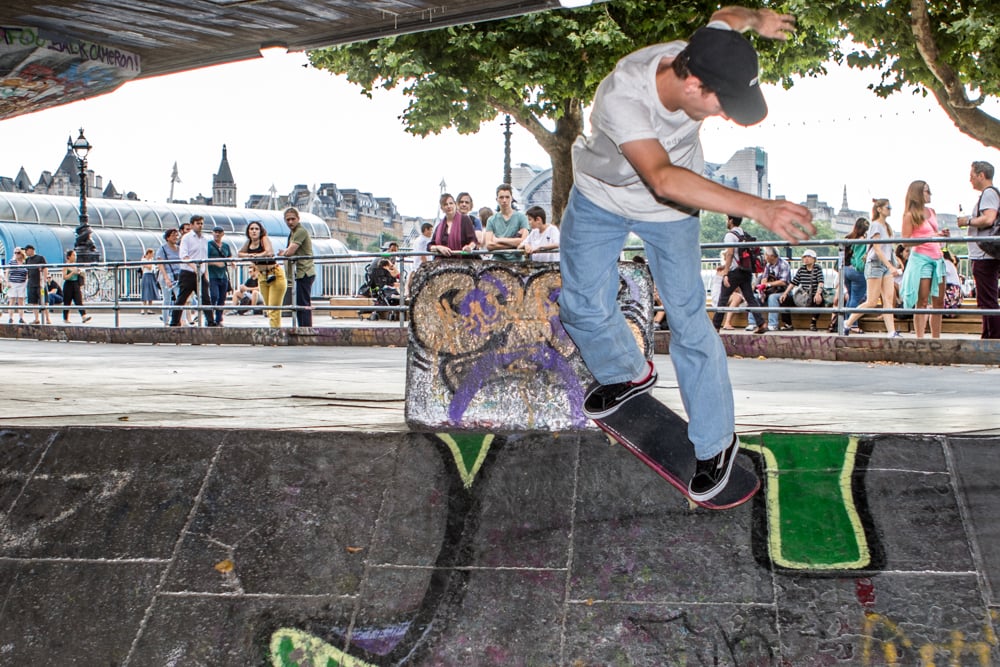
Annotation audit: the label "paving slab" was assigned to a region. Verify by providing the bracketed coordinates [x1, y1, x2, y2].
[0, 559, 163, 664]
[0, 340, 998, 664]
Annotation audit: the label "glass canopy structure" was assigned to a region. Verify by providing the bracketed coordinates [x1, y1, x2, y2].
[0, 193, 351, 297]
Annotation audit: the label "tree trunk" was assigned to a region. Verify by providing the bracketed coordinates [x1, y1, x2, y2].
[910, 0, 1000, 148]
[501, 99, 583, 225]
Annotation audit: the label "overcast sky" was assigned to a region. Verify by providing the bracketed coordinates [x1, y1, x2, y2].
[2, 48, 999, 224]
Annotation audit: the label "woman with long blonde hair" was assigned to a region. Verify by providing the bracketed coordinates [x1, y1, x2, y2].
[843, 198, 901, 336]
[900, 180, 947, 338]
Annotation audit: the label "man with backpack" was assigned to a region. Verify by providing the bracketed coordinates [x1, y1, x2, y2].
[958, 160, 1000, 339]
[712, 216, 768, 333]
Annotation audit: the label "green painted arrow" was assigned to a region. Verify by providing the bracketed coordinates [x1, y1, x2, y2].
[743, 433, 871, 570]
[437, 433, 494, 489]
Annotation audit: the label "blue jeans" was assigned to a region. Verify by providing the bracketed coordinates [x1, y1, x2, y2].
[209, 276, 228, 324]
[844, 265, 867, 309]
[766, 292, 792, 330]
[558, 188, 733, 459]
[160, 280, 178, 326]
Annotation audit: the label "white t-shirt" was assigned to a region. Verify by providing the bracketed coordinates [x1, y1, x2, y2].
[412, 233, 432, 268]
[944, 258, 961, 286]
[522, 225, 561, 262]
[969, 186, 1000, 260]
[710, 271, 725, 307]
[573, 27, 730, 222]
[865, 220, 894, 265]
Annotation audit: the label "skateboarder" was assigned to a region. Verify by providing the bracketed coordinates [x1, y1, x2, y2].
[559, 6, 815, 502]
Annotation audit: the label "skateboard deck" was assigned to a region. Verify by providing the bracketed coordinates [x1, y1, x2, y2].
[593, 392, 759, 510]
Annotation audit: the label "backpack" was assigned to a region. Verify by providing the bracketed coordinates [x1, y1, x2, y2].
[732, 227, 764, 273]
[975, 186, 1000, 258]
[849, 242, 867, 273]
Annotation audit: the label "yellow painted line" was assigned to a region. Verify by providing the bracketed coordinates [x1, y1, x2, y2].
[271, 628, 376, 667]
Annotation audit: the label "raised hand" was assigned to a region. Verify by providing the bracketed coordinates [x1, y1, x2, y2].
[753, 9, 798, 41]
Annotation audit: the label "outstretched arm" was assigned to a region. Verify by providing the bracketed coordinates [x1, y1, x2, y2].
[710, 6, 797, 40]
[621, 139, 815, 243]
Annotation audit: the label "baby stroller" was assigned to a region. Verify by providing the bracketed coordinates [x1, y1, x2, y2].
[358, 262, 400, 321]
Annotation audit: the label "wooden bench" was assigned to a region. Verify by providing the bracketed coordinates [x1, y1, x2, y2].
[324, 296, 375, 319]
[708, 299, 983, 335]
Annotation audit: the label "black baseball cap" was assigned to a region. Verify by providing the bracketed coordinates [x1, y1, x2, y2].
[684, 26, 767, 126]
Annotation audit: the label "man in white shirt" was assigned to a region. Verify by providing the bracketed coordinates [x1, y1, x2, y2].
[557, 6, 815, 503]
[412, 223, 434, 269]
[170, 215, 213, 327]
[518, 206, 560, 262]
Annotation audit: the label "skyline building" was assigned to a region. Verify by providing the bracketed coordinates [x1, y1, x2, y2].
[0, 140, 411, 251]
[705, 147, 769, 199]
[212, 145, 237, 207]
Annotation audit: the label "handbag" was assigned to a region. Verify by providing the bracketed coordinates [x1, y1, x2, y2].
[792, 286, 812, 308]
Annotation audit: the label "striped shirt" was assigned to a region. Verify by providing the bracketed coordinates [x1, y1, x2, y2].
[6, 261, 27, 283]
[790, 265, 824, 297]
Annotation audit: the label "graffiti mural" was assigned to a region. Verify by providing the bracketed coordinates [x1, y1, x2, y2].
[269, 432, 502, 666]
[404, 260, 654, 432]
[267, 431, 897, 665]
[745, 432, 884, 573]
[1, 26, 141, 119]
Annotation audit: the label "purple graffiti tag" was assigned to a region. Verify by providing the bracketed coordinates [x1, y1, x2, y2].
[447, 344, 586, 426]
[621, 272, 641, 302]
[480, 272, 511, 300]
[458, 288, 499, 337]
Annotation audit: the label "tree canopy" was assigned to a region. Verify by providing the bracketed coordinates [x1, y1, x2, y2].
[792, 0, 1000, 148]
[308, 0, 1000, 224]
[308, 1, 834, 224]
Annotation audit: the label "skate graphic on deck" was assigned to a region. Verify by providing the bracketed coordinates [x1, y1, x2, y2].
[593, 392, 759, 510]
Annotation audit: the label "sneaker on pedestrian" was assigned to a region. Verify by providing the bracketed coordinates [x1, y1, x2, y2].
[889, 331, 901, 338]
[744, 324, 756, 331]
[689, 434, 740, 502]
[779, 324, 794, 332]
[842, 325, 850, 336]
[583, 361, 658, 419]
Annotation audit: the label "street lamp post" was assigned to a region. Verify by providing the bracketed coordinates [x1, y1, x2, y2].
[502, 115, 513, 186]
[70, 128, 99, 264]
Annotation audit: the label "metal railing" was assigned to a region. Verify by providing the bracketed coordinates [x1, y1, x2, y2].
[698, 233, 999, 333]
[0, 251, 425, 326]
[1, 232, 997, 332]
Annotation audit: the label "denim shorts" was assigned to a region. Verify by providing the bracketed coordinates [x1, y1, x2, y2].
[865, 259, 890, 280]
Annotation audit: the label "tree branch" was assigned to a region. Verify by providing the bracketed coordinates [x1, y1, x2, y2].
[909, 0, 978, 109]
[487, 97, 559, 154]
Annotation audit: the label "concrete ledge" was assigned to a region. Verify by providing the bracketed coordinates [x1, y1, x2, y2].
[654, 330, 1000, 365]
[405, 260, 654, 432]
[0, 322, 408, 347]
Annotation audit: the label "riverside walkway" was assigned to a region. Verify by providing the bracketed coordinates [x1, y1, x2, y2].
[0, 330, 999, 664]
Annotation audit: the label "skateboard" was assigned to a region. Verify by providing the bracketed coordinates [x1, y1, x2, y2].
[592, 392, 760, 510]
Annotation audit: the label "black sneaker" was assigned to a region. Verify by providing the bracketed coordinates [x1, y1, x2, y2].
[583, 362, 657, 419]
[688, 434, 740, 502]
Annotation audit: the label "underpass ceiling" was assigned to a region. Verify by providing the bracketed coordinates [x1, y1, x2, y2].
[1, 0, 586, 119]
